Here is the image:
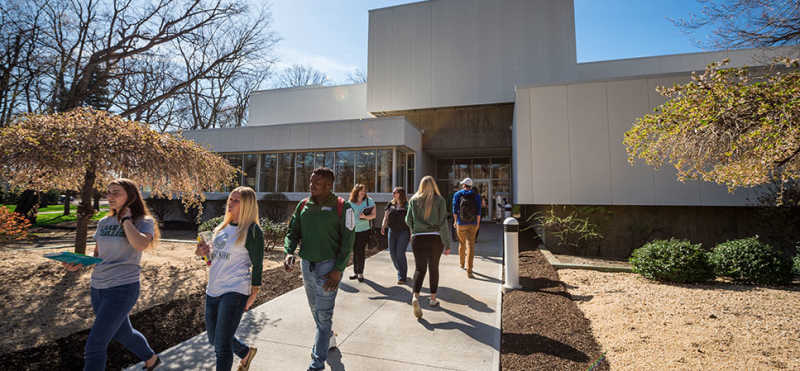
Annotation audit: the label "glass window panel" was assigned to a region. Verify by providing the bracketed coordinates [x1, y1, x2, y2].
[259, 153, 277, 192]
[472, 158, 490, 179]
[242, 154, 258, 189]
[356, 149, 376, 192]
[277, 152, 295, 192]
[335, 151, 355, 193]
[224, 154, 242, 191]
[315, 152, 335, 170]
[397, 151, 406, 191]
[407, 153, 415, 191]
[454, 159, 470, 181]
[294, 152, 315, 192]
[377, 149, 393, 193]
[490, 158, 511, 180]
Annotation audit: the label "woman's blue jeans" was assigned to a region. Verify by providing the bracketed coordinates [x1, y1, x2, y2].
[387, 229, 410, 280]
[84, 282, 154, 371]
[206, 292, 250, 371]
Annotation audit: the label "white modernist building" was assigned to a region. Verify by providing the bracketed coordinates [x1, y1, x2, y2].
[183, 0, 785, 229]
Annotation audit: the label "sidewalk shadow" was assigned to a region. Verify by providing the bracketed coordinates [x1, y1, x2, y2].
[470, 271, 503, 284]
[435, 286, 493, 313]
[502, 333, 589, 362]
[326, 348, 346, 371]
[417, 305, 498, 350]
[338, 281, 359, 293]
[363, 279, 411, 303]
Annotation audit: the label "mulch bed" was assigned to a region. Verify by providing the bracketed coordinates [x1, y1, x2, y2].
[501, 246, 610, 370]
[0, 247, 382, 371]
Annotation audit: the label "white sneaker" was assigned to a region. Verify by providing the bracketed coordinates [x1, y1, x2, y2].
[329, 332, 337, 350]
[429, 298, 440, 307]
[412, 298, 422, 319]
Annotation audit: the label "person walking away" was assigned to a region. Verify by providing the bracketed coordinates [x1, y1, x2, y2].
[62, 178, 161, 371]
[405, 176, 451, 319]
[284, 167, 356, 371]
[195, 186, 263, 371]
[452, 178, 481, 278]
[380, 187, 410, 284]
[347, 184, 376, 282]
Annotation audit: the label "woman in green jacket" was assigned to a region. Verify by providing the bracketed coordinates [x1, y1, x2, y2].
[405, 175, 451, 319]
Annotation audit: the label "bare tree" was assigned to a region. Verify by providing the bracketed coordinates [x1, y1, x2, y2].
[275, 64, 330, 88]
[675, 0, 800, 50]
[0, 0, 278, 129]
[346, 68, 367, 84]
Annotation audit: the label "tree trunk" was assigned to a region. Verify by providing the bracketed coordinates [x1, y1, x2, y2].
[63, 191, 71, 216]
[93, 191, 101, 211]
[15, 190, 40, 225]
[74, 168, 97, 255]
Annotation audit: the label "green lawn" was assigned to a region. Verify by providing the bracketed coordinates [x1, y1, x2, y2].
[34, 211, 108, 226]
[1, 204, 108, 213]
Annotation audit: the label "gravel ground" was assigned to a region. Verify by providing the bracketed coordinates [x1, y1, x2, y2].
[559, 269, 800, 370]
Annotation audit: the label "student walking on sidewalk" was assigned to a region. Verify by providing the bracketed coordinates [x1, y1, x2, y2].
[405, 176, 451, 319]
[284, 167, 356, 371]
[195, 186, 263, 371]
[348, 184, 376, 282]
[62, 178, 161, 371]
[452, 178, 481, 278]
[381, 187, 410, 284]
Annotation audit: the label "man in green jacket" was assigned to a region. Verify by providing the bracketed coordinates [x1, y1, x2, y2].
[284, 167, 356, 371]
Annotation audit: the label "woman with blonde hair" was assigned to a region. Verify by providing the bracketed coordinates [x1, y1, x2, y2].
[196, 186, 264, 371]
[405, 176, 451, 318]
[348, 183, 376, 282]
[62, 178, 161, 370]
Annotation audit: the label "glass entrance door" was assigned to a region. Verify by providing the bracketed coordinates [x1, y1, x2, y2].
[473, 180, 491, 221]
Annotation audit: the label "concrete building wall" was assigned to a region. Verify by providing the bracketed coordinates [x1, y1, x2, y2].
[514, 74, 758, 207]
[367, 0, 577, 112]
[249, 84, 372, 126]
[182, 116, 418, 153]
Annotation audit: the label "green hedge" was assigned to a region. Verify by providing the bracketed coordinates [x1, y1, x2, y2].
[197, 216, 288, 250]
[630, 238, 715, 283]
[709, 237, 793, 285]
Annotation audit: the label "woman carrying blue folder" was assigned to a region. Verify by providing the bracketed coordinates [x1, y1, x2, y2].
[62, 178, 161, 371]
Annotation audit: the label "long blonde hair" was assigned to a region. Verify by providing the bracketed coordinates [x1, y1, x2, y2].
[411, 176, 441, 219]
[215, 186, 259, 244]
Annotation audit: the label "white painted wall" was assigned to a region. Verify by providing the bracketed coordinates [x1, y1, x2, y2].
[248, 84, 372, 126]
[513, 75, 758, 206]
[368, 0, 577, 112]
[182, 116, 420, 153]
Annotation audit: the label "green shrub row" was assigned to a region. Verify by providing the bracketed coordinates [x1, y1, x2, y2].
[198, 216, 289, 251]
[631, 236, 795, 285]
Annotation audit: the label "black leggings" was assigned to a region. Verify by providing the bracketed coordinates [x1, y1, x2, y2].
[353, 230, 370, 274]
[411, 234, 444, 294]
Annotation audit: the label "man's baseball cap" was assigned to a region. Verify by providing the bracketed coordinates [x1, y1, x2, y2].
[460, 178, 473, 186]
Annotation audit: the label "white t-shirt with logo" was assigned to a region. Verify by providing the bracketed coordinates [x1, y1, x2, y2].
[206, 224, 253, 297]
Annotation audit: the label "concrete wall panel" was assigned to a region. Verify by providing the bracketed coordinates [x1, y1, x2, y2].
[530, 86, 570, 203]
[567, 83, 612, 204]
[515, 74, 752, 206]
[249, 84, 371, 126]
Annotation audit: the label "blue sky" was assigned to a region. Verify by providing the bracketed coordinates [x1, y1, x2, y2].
[267, 0, 715, 85]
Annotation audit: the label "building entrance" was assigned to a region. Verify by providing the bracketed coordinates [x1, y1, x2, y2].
[436, 158, 511, 222]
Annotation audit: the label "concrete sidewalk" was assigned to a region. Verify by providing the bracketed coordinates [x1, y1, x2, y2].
[127, 224, 504, 371]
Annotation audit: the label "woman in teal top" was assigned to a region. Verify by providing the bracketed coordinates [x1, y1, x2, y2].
[348, 184, 376, 282]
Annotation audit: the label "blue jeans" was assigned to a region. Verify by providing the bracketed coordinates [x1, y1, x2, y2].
[85, 282, 154, 371]
[206, 292, 250, 371]
[302, 258, 339, 370]
[387, 229, 410, 280]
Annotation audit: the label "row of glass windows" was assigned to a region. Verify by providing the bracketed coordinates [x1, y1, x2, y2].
[222, 148, 415, 194]
[436, 158, 511, 182]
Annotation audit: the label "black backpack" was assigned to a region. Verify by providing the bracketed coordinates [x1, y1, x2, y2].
[458, 193, 478, 223]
